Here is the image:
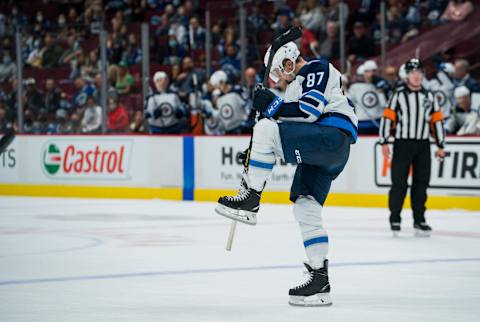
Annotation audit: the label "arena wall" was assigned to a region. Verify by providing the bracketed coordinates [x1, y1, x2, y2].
[1, 135, 478, 210]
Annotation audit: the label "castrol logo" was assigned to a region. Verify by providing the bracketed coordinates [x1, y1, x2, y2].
[42, 140, 132, 180]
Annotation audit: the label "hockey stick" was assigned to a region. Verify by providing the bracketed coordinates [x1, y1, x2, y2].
[225, 27, 303, 251]
[0, 129, 15, 153]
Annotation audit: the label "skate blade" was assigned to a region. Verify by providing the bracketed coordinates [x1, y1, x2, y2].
[392, 231, 400, 238]
[289, 293, 332, 307]
[215, 204, 257, 225]
[414, 229, 431, 238]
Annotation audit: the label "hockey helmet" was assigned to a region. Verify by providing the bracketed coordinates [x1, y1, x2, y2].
[209, 70, 228, 88]
[404, 58, 423, 73]
[264, 41, 300, 83]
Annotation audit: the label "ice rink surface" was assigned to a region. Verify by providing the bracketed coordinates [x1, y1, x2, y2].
[0, 196, 479, 322]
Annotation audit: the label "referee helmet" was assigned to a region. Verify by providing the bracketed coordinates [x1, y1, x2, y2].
[405, 58, 424, 73]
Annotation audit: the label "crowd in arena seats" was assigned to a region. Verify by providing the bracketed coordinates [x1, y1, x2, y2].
[0, 0, 479, 136]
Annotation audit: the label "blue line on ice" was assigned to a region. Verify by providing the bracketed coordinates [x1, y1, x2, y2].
[1, 257, 480, 286]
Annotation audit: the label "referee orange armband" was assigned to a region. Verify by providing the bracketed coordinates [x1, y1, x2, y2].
[383, 108, 396, 122]
[430, 111, 444, 124]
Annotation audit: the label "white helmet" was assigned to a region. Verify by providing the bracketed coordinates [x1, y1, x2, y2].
[209, 70, 228, 88]
[264, 41, 300, 83]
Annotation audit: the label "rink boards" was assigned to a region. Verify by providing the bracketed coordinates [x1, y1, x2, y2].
[0, 134, 478, 210]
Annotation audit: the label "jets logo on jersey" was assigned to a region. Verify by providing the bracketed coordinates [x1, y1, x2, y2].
[220, 104, 234, 120]
[434, 90, 447, 108]
[361, 91, 379, 109]
[206, 116, 220, 129]
[160, 103, 173, 117]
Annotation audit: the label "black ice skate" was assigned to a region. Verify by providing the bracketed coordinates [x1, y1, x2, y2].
[289, 260, 332, 307]
[215, 179, 261, 225]
[390, 222, 401, 237]
[414, 222, 432, 237]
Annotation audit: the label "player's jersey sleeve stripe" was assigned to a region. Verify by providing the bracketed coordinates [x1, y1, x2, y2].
[302, 89, 329, 106]
[300, 101, 322, 118]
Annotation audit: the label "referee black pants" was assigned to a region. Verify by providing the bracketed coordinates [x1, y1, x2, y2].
[389, 139, 431, 225]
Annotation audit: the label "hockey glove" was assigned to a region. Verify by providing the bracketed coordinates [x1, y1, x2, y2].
[175, 109, 184, 119]
[253, 86, 283, 118]
[153, 108, 162, 119]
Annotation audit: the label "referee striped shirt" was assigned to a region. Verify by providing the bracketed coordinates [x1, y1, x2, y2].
[379, 85, 445, 148]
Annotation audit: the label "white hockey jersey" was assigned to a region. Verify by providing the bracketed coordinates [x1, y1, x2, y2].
[269, 59, 358, 141]
[216, 90, 249, 132]
[425, 70, 455, 119]
[144, 91, 183, 128]
[348, 82, 387, 121]
[202, 99, 226, 135]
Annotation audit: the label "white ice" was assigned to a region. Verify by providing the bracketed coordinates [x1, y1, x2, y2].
[0, 197, 479, 322]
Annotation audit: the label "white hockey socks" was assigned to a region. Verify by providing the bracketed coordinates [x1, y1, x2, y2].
[246, 119, 283, 191]
[294, 196, 329, 269]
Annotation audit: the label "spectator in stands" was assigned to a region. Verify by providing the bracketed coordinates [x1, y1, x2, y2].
[169, 19, 188, 50]
[177, 56, 206, 101]
[60, 33, 83, 79]
[0, 103, 13, 132]
[122, 33, 142, 65]
[272, 9, 292, 35]
[70, 111, 82, 134]
[155, 13, 171, 37]
[221, 45, 241, 80]
[41, 33, 64, 68]
[35, 108, 50, 134]
[348, 21, 376, 61]
[292, 18, 320, 60]
[81, 95, 102, 133]
[297, 0, 327, 33]
[107, 96, 129, 132]
[244, 67, 260, 99]
[22, 109, 36, 134]
[130, 110, 145, 133]
[24, 78, 44, 112]
[81, 50, 101, 82]
[59, 92, 72, 110]
[93, 73, 118, 102]
[73, 76, 97, 108]
[441, 0, 473, 22]
[26, 41, 43, 68]
[44, 79, 61, 114]
[446, 86, 480, 135]
[68, 8, 81, 25]
[328, 0, 349, 26]
[318, 20, 340, 60]
[454, 59, 480, 92]
[217, 27, 236, 59]
[52, 108, 72, 134]
[247, 3, 268, 32]
[188, 17, 205, 50]
[385, 5, 409, 44]
[0, 52, 16, 82]
[115, 61, 135, 95]
[6, 79, 18, 113]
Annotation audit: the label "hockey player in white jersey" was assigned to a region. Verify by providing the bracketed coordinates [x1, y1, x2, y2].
[208, 70, 250, 134]
[144, 71, 186, 134]
[215, 42, 358, 306]
[425, 63, 455, 119]
[349, 60, 388, 134]
[202, 89, 226, 135]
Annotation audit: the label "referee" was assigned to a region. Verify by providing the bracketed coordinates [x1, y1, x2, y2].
[379, 58, 446, 237]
